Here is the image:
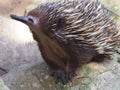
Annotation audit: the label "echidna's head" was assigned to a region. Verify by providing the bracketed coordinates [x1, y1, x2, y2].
[10, 15, 38, 34]
[10, 7, 50, 36]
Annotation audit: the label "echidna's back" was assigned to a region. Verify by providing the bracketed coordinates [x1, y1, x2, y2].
[52, 0, 120, 54]
[35, 0, 120, 55]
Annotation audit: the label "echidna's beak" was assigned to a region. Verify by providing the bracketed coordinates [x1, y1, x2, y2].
[10, 14, 30, 24]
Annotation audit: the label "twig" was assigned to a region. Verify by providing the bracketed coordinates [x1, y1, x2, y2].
[105, 7, 120, 17]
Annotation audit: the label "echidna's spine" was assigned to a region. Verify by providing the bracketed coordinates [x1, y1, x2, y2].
[41, 0, 120, 55]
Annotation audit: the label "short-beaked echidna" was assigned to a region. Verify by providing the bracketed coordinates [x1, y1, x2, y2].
[10, 0, 120, 85]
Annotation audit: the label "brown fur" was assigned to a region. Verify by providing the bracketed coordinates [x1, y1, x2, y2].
[32, 29, 99, 73]
[27, 5, 102, 74]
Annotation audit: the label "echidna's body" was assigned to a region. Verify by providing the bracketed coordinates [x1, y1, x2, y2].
[11, 0, 120, 84]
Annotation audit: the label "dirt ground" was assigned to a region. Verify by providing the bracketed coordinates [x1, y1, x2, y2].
[0, 0, 33, 18]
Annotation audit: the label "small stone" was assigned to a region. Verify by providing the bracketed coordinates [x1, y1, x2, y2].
[48, 84, 52, 87]
[20, 84, 24, 88]
[40, 79, 43, 82]
[44, 75, 49, 80]
[32, 83, 40, 88]
[41, 73, 44, 76]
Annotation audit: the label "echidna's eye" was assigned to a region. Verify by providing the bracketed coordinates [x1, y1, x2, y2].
[27, 16, 34, 23]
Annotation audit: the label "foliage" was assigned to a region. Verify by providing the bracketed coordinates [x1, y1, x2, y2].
[101, 0, 120, 24]
[0, 80, 2, 90]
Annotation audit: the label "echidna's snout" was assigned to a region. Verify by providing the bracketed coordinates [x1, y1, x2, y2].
[10, 14, 34, 24]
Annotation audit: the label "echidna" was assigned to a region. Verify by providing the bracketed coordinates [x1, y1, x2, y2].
[10, 0, 120, 85]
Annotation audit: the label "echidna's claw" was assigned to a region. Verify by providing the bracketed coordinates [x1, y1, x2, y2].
[51, 71, 77, 85]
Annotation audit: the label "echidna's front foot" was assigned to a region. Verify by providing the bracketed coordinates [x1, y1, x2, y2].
[51, 71, 77, 85]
